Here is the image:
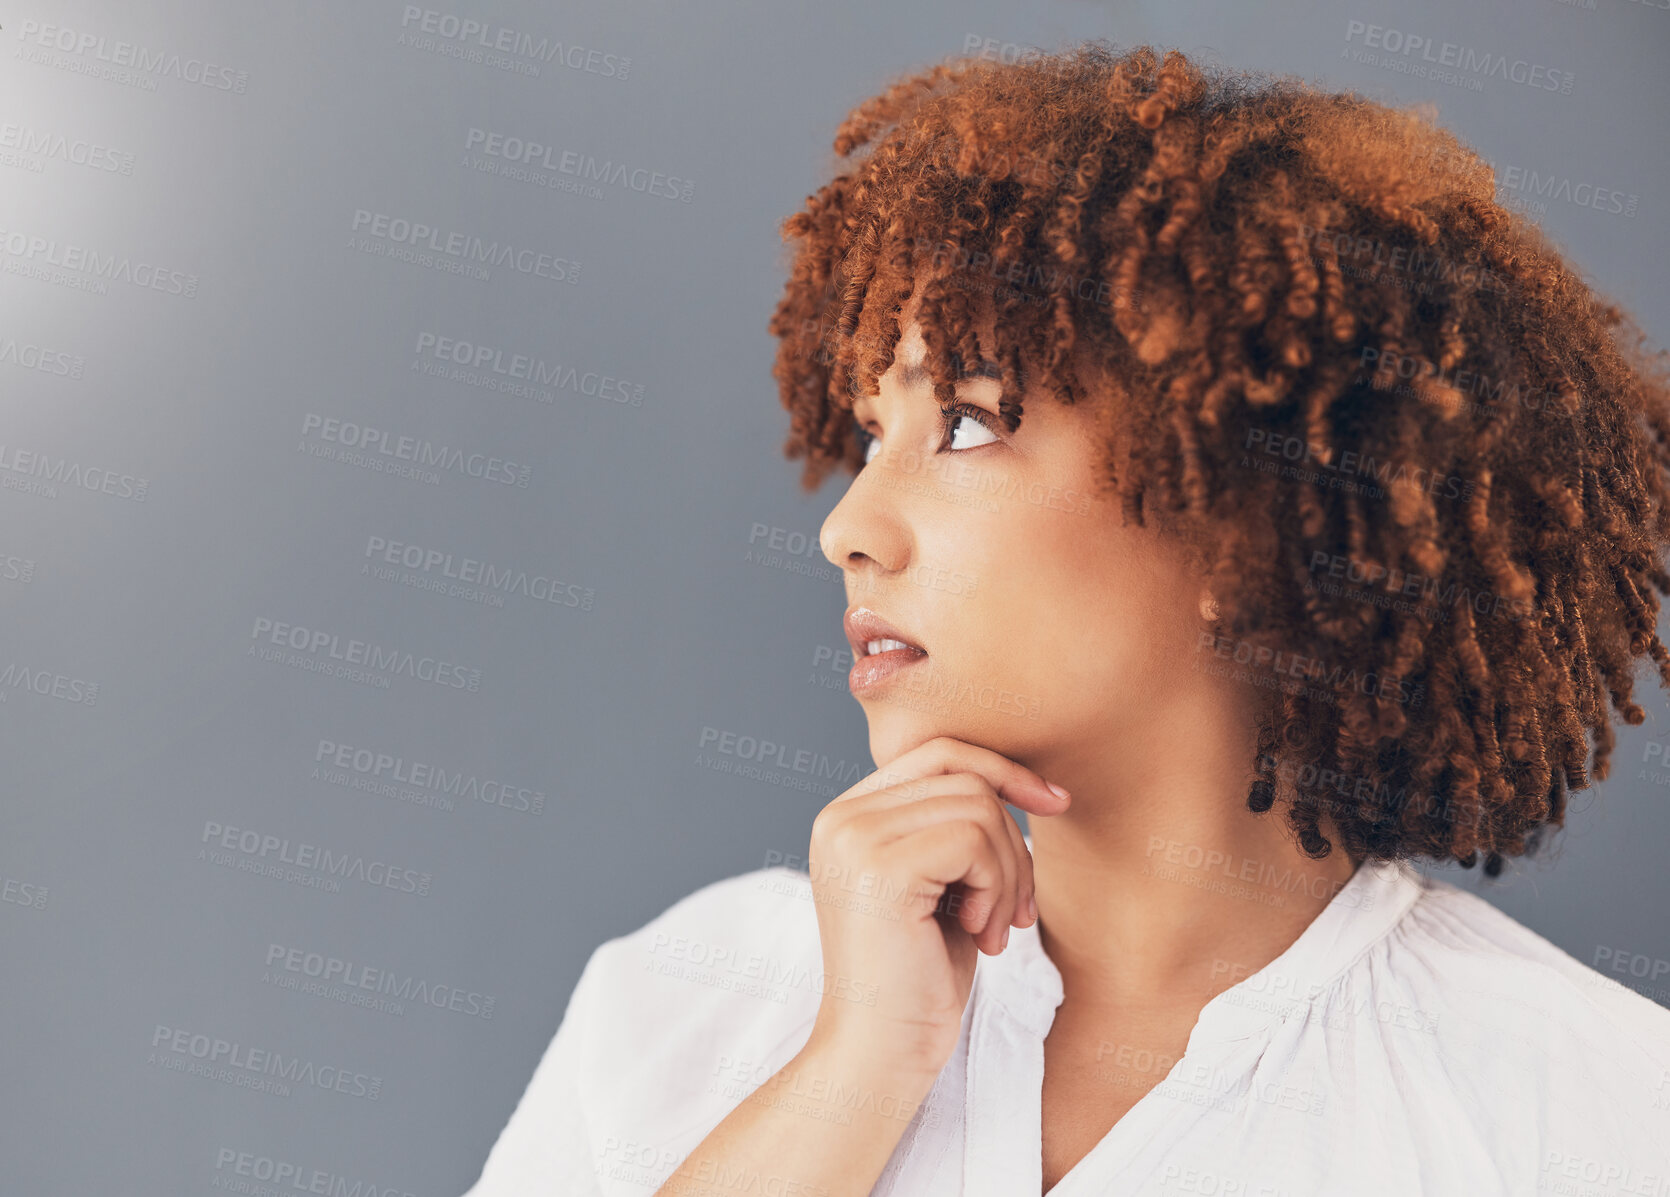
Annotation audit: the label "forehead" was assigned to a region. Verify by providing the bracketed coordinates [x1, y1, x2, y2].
[856, 318, 1002, 404]
[894, 320, 930, 368]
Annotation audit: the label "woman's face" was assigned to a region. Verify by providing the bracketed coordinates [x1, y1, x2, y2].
[820, 293, 1219, 773]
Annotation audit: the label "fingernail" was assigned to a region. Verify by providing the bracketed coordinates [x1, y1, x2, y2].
[1000, 924, 1010, 950]
[1046, 780, 1070, 799]
[1027, 892, 1038, 923]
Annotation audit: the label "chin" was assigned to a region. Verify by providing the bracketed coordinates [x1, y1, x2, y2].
[861, 708, 1015, 772]
[862, 708, 946, 769]
[856, 656, 1055, 766]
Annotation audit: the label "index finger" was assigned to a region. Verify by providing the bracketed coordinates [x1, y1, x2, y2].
[834, 735, 1072, 816]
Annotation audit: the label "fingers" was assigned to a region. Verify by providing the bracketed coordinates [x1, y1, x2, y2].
[880, 819, 1015, 956]
[809, 737, 1057, 958]
[990, 794, 1037, 931]
[833, 775, 1035, 933]
[818, 771, 999, 826]
[829, 736, 1072, 817]
[841, 793, 1021, 953]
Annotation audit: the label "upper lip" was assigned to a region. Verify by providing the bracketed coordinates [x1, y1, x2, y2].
[844, 606, 928, 659]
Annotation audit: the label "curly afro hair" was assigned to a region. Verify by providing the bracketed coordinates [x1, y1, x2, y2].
[765, 41, 1670, 878]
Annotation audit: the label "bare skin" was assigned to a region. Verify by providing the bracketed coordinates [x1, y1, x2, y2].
[660, 283, 1358, 1196]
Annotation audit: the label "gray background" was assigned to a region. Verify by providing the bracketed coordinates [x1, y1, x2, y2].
[2, 0, 1667, 1193]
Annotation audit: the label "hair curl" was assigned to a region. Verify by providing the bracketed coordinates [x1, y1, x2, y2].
[766, 41, 1670, 877]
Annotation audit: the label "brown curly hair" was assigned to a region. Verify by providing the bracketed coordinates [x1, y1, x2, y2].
[765, 41, 1670, 877]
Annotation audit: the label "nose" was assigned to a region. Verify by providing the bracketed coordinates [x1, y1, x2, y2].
[820, 463, 913, 580]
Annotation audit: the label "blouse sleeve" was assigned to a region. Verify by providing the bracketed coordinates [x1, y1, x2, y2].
[459, 944, 607, 1197]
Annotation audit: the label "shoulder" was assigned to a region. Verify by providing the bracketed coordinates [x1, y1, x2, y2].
[582, 861, 823, 1015]
[1373, 872, 1670, 1159]
[1398, 872, 1670, 1053]
[580, 860, 824, 1038]
[465, 865, 822, 1195]
[571, 863, 825, 1138]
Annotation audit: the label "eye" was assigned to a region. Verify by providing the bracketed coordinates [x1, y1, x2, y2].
[941, 402, 1001, 451]
[853, 401, 1002, 469]
[855, 421, 881, 465]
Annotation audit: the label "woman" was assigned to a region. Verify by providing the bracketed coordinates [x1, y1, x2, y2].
[465, 43, 1670, 1196]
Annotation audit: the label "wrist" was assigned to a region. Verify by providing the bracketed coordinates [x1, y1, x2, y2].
[794, 1023, 945, 1110]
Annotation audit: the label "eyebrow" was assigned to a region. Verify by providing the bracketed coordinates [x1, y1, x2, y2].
[889, 357, 1003, 390]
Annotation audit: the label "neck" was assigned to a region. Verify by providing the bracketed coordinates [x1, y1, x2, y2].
[1025, 694, 1361, 1013]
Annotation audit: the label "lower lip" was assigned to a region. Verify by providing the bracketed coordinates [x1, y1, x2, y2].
[849, 647, 928, 694]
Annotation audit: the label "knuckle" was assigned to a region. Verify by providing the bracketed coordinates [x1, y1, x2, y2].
[942, 788, 983, 820]
[950, 818, 986, 854]
[816, 816, 860, 861]
[895, 775, 935, 803]
[947, 771, 995, 799]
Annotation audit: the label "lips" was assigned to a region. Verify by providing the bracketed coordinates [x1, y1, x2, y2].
[843, 606, 929, 697]
[843, 606, 928, 661]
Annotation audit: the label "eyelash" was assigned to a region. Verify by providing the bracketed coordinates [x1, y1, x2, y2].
[853, 401, 1002, 463]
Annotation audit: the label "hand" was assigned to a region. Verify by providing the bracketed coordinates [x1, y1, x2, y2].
[801, 735, 1071, 1085]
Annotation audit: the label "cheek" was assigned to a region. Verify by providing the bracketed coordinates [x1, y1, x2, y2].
[952, 511, 1115, 678]
[976, 516, 1185, 713]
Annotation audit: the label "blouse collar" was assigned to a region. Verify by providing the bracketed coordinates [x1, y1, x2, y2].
[979, 837, 1427, 1045]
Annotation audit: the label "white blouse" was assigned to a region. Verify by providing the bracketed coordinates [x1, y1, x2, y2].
[462, 841, 1670, 1196]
